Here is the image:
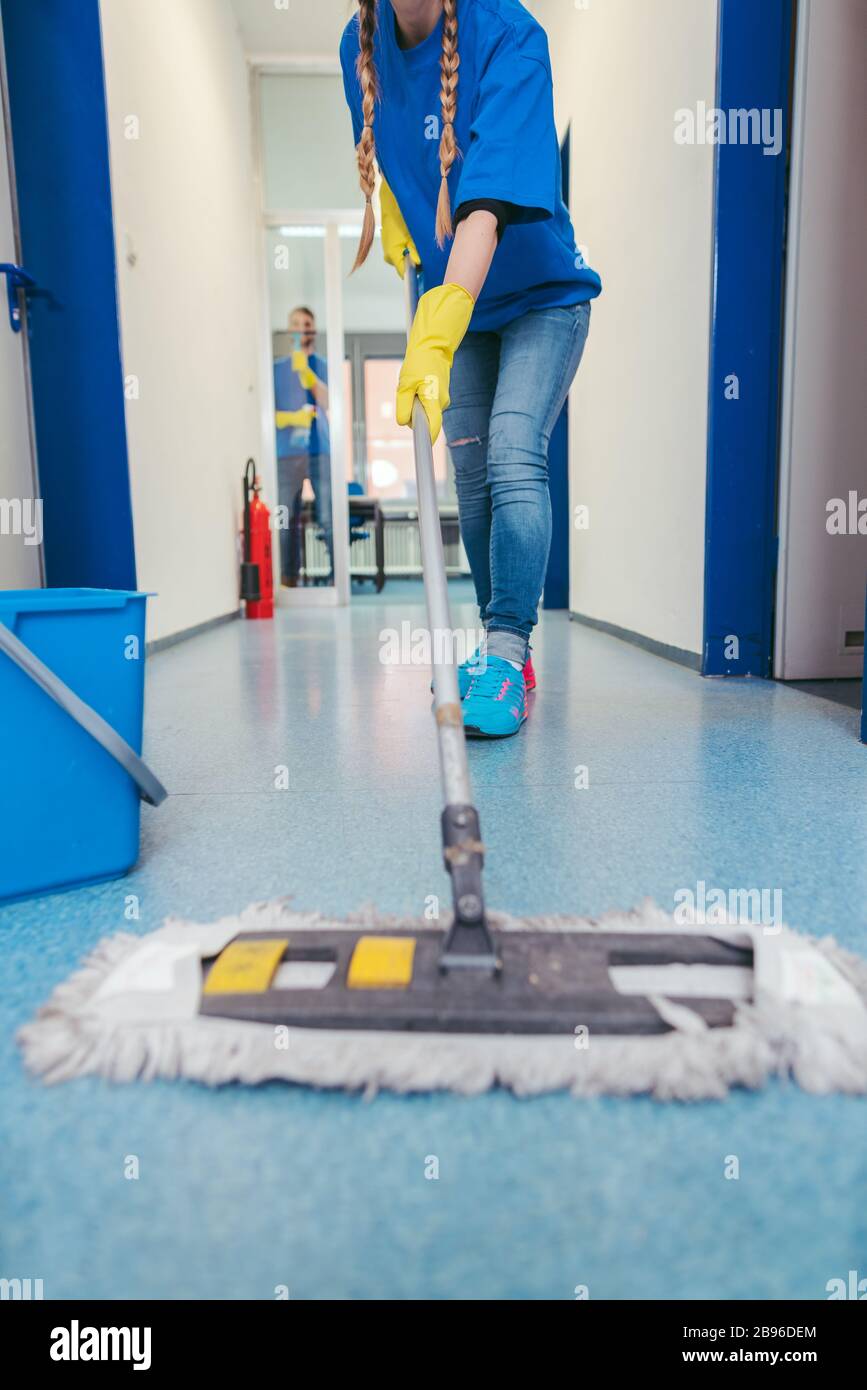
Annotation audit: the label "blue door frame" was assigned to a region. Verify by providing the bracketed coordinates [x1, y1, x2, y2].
[1, 0, 135, 590]
[703, 0, 795, 676]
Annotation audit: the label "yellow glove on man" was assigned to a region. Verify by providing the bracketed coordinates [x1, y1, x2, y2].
[379, 177, 421, 279]
[292, 349, 318, 392]
[396, 283, 475, 444]
[276, 404, 316, 430]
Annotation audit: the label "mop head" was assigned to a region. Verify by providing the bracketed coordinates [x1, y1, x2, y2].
[17, 900, 867, 1100]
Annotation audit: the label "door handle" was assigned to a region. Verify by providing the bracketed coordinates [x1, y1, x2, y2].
[0, 262, 36, 333]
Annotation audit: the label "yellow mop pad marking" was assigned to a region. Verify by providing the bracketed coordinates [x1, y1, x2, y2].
[203, 938, 289, 995]
[347, 936, 416, 989]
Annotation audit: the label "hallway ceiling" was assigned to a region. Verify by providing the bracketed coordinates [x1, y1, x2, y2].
[230, 1, 545, 62]
[230, 0, 355, 59]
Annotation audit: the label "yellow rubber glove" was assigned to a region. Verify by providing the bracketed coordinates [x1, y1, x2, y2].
[292, 349, 318, 392]
[275, 404, 316, 430]
[396, 283, 474, 443]
[380, 177, 421, 279]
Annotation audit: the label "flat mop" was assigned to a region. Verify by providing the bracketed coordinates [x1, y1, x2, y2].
[17, 264, 867, 1098]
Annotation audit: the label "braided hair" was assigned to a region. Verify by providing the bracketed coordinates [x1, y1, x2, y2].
[351, 0, 459, 271]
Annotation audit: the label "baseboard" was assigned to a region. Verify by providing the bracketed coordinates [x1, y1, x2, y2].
[569, 609, 702, 671]
[147, 609, 241, 656]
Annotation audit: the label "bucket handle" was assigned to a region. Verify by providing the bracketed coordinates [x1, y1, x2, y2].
[0, 620, 168, 807]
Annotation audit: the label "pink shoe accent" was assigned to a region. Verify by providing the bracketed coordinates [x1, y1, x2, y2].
[523, 656, 536, 691]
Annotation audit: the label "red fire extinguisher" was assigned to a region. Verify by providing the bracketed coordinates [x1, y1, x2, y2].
[240, 459, 274, 620]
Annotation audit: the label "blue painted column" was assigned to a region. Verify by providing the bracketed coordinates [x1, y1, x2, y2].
[2, 0, 135, 589]
[703, 0, 794, 676]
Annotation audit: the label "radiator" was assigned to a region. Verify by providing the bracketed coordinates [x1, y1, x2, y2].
[305, 517, 468, 578]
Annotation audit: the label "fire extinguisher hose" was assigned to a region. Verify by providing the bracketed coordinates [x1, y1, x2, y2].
[240, 459, 261, 602]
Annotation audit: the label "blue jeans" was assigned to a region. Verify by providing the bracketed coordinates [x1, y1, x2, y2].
[443, 302, 591, 664]
[276, 453, 333, 583]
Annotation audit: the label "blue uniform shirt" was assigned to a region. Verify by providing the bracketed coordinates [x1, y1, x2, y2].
[340, 0, 602, 331]
[274, 352, 330, 460]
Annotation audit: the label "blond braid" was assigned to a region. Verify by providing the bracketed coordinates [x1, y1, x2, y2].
[436, 0, 459, 248]
[351, 1, 460, 268]
[351, 0, 378, 272]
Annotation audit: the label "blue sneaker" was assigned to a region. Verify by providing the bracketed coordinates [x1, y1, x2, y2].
[431, 646, 482, 699]
[462, 657, 528, 738]
[431, 649, 537, 699]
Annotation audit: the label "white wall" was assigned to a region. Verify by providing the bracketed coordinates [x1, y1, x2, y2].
[231, 0, 351, 63]
[775, 0, 867, 680]
[100, 0, 262, 643]
[531, 0, 718, 657]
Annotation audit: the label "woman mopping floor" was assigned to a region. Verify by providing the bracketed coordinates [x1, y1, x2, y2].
[341, 0, 602, 737]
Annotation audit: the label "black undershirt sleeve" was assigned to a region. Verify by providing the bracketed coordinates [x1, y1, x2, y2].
[453, 198, 515, 242]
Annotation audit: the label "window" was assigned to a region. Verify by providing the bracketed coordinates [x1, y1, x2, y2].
[363, 358, 448, 500]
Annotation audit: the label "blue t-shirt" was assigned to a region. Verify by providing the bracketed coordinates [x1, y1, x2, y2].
[274, 352, 329, 460]
[339, 0, 601, 331]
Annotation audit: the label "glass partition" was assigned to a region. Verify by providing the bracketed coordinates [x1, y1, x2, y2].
[267, 225, 336, 590]
[260, 75, 359, 211]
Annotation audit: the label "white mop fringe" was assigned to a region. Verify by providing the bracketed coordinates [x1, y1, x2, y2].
[16, 899, 867, 1100]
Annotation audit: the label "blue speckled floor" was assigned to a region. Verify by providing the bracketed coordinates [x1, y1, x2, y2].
[2, 580, 865, 1300]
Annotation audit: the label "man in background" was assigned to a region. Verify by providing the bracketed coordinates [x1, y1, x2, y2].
[273, 306, 332, 584]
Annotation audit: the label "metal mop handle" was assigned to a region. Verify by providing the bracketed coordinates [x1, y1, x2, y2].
[404, 258, 499, 973]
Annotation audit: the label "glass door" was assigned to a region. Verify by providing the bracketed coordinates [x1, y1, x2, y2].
[256, 67, 355, 606]
[264, 222, 349, 601]
[361, 355, 450, 501]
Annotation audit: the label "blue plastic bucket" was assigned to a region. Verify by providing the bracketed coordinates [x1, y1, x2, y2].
[0, 588, 151, 902]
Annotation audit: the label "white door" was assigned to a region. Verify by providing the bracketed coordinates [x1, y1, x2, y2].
[775, 0, 867, 679]
[0, 55, 41, 590]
